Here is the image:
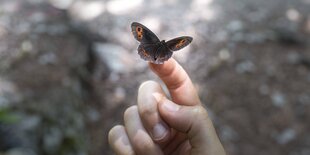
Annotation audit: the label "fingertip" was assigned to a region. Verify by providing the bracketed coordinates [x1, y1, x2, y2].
[157, 99, 183, 133]
[152, 92, 164, 103]
[108, 125, 125, 144]
[108, 125, 135, 155]
[124, 105, 138, 122]
[159, 98, 180, 112]
[158, 99, 200, 134]
[109, 125, 124, 136]
[138, 80, 160, 94]
[148, 58, 176, 75]
[137, 81, 162, 116]
[123, 105, 163, 155]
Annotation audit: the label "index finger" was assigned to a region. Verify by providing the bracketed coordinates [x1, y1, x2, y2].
[149, 58, 200, 106]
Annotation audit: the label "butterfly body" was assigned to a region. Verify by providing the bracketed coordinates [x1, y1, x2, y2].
[131, 22, 192, 64]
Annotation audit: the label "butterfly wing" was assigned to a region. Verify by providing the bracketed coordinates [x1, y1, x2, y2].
[138, 43, 172, 64]
[166, 36, 193, 51]
[138, 44, 158, 62]
[131, 22, 160, 44]
[155, 46, 173, 64]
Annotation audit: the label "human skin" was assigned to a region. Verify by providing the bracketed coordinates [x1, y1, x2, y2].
[108, 58, 226, 155]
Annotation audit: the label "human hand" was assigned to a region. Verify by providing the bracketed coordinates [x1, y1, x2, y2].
[108, 58, 226, 155]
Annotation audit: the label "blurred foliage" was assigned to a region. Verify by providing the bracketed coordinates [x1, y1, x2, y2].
[0, 108, 19, 124]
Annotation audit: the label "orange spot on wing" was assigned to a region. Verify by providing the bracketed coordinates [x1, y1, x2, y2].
[175, 39, 186, 48]
[136, 26, 142, 32]
[141, 48, 149, 57]
[136, 26, 143, 40]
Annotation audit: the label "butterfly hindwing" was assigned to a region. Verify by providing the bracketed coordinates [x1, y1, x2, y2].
[156, 46, 173, 63]
[138, 43, 172, 64]
[131, 22, 160, 44]
[166, 36, 193, 51]
[138, 44, 157, 61]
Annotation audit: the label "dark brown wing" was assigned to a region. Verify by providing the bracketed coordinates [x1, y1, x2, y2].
[138, 44, 158, 62]
[166, 36, 193, 51]
[155, 46, 173, 64]
[131, 22, 160, 44]
[138, 43, 172, 64]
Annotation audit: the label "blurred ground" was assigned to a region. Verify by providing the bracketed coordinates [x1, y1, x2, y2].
[0, 0, 310, 155]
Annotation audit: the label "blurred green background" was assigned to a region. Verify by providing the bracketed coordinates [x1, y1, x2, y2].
[0, 0, 309, 155]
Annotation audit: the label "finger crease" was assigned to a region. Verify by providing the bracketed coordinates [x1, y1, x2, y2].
[161, 65, 188, 90]
[185, 120, 193, 134]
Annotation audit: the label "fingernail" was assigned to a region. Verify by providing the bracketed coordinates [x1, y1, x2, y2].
[152, 123, 168, 140]
[163, 100, 180, 112]
[152, 92, 163, 102]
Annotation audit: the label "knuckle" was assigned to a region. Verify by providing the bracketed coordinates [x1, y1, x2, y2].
[139, 80, 156, 90]
[192, 106, 208, 121]
[138, 81, 160, 93]
[133, 139, 154, 153]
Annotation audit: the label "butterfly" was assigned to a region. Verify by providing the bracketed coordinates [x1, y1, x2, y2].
[131, 22, 193, 64]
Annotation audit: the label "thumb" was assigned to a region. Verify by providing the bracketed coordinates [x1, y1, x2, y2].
[153, 93, 226, 155]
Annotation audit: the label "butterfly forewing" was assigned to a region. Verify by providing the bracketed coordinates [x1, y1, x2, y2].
[131, 22, 160, 44]
[166, 36, 193, 51]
